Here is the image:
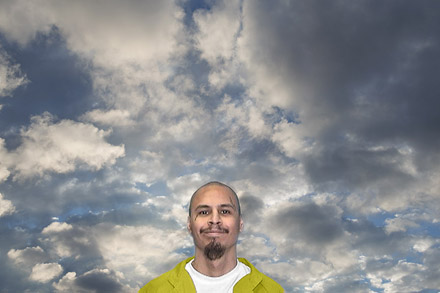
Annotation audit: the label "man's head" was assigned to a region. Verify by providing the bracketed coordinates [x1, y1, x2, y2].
[187, 181, 243, 261]
[189, 181, 241, 217]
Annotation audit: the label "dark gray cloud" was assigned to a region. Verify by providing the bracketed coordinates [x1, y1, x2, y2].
[303, 146, 415, 191]
[239, 193, 264, 223]
[274, 202, 344, 245]
[314, 276, 371, 293]
[242, 0, 440, 196]
[75, 269, 123, 293]
[344, 217, 410, 256]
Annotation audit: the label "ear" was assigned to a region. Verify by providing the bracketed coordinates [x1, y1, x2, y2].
[239, 217, 244, 232]
[187, 216, 192, 233]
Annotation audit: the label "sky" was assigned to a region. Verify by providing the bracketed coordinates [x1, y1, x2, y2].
[0, 0, 439, 292]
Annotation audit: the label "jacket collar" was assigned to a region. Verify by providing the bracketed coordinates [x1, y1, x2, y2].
[167, 257, 263, 292]
[167, 257, 196, 292]
[235, 257, 263, 290]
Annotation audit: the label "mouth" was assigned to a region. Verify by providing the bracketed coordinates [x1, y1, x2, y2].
[201, 227, 229, 236]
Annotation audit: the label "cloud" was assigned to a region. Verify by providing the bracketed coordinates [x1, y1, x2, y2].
[0, 164, 10, 183]
[42, 221, 73, 234]
[93, 223, 192, 284]
[53, 269, 134, 293]
[81, 109, 135, 127]
[193, 0, 241, 65]
[239, 193, 264, 224]
[0, 0, 184, 65]
[193, 0, 242, 90]
[29, 262, 63, 283]
[273, 201, 344, 246]
[7, 220, 190, 291]
[235, 0, 440, 215]
[365, 258, 440, 292]
[0, 46, 29, 97]
[412, 238, 435, 253]
[2, 112, 124, 180]
[41, 221, 99, 259]
[8, 246, 47, 267]
[1, 1, 440, 292]
[0, 0, 53, 46]
[0, 193, 15, 216]
[384, 215, 419, 234]
[272, 119, 311, 158]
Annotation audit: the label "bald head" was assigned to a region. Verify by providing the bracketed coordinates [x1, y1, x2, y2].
[188, 181, 241, 217]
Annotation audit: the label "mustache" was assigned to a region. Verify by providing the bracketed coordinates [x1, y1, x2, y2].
[200, 226, 229, 233]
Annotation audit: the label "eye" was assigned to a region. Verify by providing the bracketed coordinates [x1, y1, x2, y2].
[221, 210, 231, 214]
[198, 210, 209, 215]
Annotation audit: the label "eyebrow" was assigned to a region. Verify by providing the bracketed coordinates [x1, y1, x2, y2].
[195, 205, 210, 211]
[221, 203, 236, 210]
[194, 203, 236, 211]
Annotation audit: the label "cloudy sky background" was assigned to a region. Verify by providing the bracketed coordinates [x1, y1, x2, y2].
[1, 0, 440, 292]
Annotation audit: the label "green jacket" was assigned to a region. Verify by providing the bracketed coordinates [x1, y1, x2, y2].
[139, 257, 284, 292]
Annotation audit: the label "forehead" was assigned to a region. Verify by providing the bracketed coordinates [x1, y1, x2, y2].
[191, 185, 237, 207]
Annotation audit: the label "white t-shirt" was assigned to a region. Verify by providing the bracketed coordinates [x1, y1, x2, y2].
[185, 259, 251, 293]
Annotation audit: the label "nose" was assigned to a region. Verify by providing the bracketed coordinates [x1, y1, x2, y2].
[208, 210, 221, 225]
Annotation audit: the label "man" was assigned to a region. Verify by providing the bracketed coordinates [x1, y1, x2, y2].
[139, 181, 284, 292]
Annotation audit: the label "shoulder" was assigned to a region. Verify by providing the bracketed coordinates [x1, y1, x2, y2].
[259, 273, 284, 292]
[238, 258, 284, 292]
[138, 257, 194, 293]
[138, 270, 173, 293]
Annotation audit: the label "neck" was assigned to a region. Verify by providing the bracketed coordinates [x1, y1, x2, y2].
[192, 247, 238, 277]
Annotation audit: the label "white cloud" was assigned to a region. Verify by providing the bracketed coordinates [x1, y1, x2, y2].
[42, 222, 73, 234]
[0, 165, 9, 182]
[81, 109, 135, 127]
[366, 260, 432, 292]
[0, 46, 29, 97]
[214, 95, 271, 140]
[0, 0, 189, 134]
[384, 216, 418, 234]
[413, 239, 434, 253]
[0, 193, 15, 217]
[237, 235, 276, 260]
[0, 0, 52, 46]
[41, 221, 96, 259]
[30, 263, 63, 283]
[0, 0, 184, 66]
[93, 223, 192, 284]
[91, 65, 171, 116]
[56, 0, 184, 67]
[272, 119, 311, 158]
[193, 0, 242, 90]
[52, 272, 78, 292]
[128, 150, 167, 187]
[193, 0, 241, 64]
[3, 112, 124, 180]
[262, 259, 332, 290]
[0, 139, 11, 182]
[167, 173, 206, 204]
[237, 1, 297, 110]
[8, 246, 47, 267]
[38, 221, 192, 289]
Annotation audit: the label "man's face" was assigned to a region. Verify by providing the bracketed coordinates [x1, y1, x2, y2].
[187, 185, 243, 258]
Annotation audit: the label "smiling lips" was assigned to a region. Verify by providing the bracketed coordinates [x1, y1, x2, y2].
[201, 227, 229, 235]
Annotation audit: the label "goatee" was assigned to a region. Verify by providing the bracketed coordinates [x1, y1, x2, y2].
[204, 240, 226, 261]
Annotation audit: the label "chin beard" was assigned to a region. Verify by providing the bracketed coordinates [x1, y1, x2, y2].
[204, 240, 226, 261]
